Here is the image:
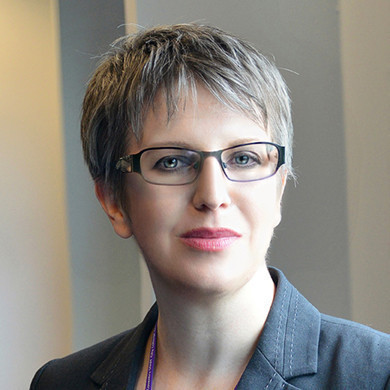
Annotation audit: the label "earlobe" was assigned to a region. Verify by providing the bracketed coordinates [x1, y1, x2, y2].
[94, 182, 133, 238]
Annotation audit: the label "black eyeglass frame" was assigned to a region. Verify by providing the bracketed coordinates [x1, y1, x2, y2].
[115, 142, 285, 185]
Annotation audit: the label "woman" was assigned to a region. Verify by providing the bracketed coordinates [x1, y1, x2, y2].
[31, 24, 390, 389]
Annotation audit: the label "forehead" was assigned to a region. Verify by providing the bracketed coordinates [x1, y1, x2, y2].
[130, 86, 270, 152]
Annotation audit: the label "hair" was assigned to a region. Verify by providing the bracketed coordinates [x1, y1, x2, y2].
[81, 23, 294, 208]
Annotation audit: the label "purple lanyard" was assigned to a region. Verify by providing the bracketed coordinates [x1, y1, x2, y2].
[144, 324, 239, 389]
[145, 325, 157, 390]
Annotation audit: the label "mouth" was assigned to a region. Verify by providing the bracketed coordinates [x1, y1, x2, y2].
[179, 228, 241, 252]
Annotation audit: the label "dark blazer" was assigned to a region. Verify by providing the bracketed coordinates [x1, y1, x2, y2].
[31, 268, 390, 389]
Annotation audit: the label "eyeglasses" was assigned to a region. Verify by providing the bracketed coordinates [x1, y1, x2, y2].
[115, 142, 285, 186]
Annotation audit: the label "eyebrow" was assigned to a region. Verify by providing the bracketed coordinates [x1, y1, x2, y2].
[145, 138, 269, 150]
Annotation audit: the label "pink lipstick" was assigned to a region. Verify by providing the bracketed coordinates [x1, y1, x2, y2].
[179, 228, 241, 252]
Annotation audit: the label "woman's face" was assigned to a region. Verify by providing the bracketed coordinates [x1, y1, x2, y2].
[118, 87, 285, 296]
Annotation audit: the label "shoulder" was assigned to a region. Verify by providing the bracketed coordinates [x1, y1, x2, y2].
[269, 268, 390, 388]
[319, 313, 390, 357]
[30, 329, 135, 389]
[316, 314, 390, 388]
[30, 304, 158, 390]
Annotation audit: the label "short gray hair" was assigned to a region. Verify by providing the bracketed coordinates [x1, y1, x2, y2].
[81, 23, 294, 207]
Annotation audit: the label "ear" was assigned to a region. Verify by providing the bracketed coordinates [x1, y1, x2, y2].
[273, 171, 287, 228]
[95, 182, 133, 238]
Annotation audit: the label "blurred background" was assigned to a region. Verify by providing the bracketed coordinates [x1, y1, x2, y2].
[0, 0, 389, 388]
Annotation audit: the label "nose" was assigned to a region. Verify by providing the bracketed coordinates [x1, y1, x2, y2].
[192, 156, 232, 211]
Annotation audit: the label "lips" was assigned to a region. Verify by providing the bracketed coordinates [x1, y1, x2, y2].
[179, 228, 241, 252]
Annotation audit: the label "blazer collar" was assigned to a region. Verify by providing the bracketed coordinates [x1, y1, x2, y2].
[237, 267, 321, 388]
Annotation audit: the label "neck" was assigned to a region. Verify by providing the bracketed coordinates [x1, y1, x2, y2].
[148, 265, 275, 389]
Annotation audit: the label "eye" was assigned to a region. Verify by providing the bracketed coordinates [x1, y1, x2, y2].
[234, 154, 251, 165]
[162, 157, 179, 169]
[226, 151, 260, 169]
[154, 154, 196, 172]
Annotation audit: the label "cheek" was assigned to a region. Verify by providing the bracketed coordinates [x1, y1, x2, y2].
[237, 181, 282, 231]
[125, 179, 186, 236]
[244, 189, 281, 262]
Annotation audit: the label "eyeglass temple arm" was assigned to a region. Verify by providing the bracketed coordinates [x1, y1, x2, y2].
[279, 146, 285, 166]
[115, 154, 143, 173]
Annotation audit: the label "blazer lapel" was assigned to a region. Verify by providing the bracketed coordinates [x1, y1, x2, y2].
[236, 348, 303, 389]
[90, 305, 158, 390]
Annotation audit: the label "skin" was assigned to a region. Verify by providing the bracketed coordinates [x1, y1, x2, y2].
[96, 86, 286, 389]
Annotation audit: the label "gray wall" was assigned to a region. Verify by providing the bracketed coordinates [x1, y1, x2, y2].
[59, 0, 140, 350]
[137, 0, 351, 319]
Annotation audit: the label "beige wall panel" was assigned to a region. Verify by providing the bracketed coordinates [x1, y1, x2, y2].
[0, 1, 72, 388]
[340, 0, 390, 332]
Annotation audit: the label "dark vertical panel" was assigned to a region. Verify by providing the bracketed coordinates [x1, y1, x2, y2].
[58, 0, 141, 350]
[137, 0, 351, 318]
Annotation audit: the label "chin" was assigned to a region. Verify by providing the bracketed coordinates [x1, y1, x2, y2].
[162, 262, 261, 299]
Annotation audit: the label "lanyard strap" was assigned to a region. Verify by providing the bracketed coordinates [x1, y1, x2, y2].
[145, 325, 157, 390]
